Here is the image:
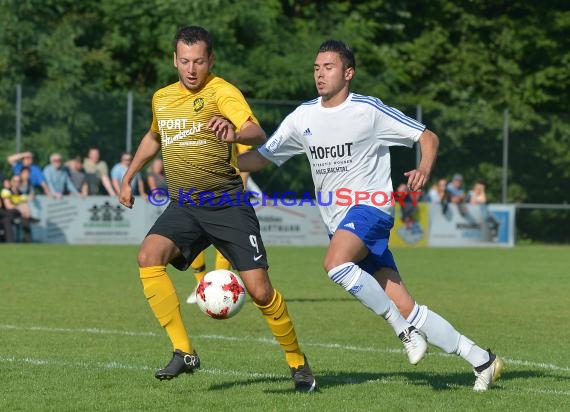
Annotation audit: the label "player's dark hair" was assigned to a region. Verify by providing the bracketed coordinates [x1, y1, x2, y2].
[173, 26, 213, 55]
[317, 39, 355, 70]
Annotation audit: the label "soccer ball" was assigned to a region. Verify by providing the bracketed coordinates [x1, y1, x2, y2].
[196, 269, 247, 319]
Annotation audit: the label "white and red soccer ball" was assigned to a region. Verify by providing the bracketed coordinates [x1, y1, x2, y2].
[196, 269, 247, 319]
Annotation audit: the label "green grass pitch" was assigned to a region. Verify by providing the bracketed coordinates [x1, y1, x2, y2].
[1, 245, 569, 411]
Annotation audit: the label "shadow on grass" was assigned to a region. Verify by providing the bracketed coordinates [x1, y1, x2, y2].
[208, 368, 569, 393]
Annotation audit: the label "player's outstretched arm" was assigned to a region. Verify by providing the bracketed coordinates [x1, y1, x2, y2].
[208, 117, 266, 145]
[119, 130, 160, 209]
[236, 121, 267, 145]
[238, 150, 270, 173]
[404, 129, 439, 191]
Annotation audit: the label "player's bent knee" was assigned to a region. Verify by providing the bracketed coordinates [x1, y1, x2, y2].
[323, 256, 349, 273]
[137, 235, 177, 267]
[240, 269, 273, 305]
[248, 287, 274, 306]
[138, 247, 166, 267]
[246, 282, 274, 305]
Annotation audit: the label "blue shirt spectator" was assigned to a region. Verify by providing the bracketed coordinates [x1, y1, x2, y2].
[7, 151, 51, 196]
[446, 173, 465, 204]
[43, 153, 78, 198]
[111, 153, 145, 196]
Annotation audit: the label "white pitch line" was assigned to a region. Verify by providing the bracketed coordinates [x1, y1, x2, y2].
[2, 324, 570, 373]
[502, 357, 570, 373]
[0, 324, 157, 337]
[1, 356, 569, 397]
[0, 356, 284, 379]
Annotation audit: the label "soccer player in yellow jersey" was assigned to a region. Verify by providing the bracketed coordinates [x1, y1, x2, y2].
[118, 26, 316, 392]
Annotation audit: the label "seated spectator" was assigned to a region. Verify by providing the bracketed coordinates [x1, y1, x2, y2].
[66, 156, 89, 197]
[396, 183, 419, 226]
[394, 183, 423, 242]
[18, 166, 35, 197]
[466, 180, 488, 205]
[146, 158, 167, 190]
[7, 151, 52, 196]
[43, 153, 79, 199]
[111, 153, 145, 196]
[83, 147, 116, 196]
[446, 173, 465, 204]
[1, 175, 33, 242]
[427, 178, 449, 204]
[0, 197, 17, 243]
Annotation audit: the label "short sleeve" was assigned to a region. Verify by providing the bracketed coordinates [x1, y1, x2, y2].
[216, 83, 259, 132]
[258, 112, 304, 166]
[371, 98, 425, 147]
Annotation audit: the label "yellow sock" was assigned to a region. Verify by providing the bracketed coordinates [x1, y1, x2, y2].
[139, 265, 192, 353]
[190, 251, 206, 283]
[215, 249, 232, 270]
[255, 289, 305, 368]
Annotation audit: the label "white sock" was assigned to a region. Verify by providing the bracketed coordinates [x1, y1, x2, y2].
[328, 262, 409, 335]
[457, 336, 491, 368]
[407, 302, 491, 367]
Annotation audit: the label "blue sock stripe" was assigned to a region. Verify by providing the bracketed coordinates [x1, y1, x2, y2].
[408, 304, 421, 325]
[329, 264, 355, 284]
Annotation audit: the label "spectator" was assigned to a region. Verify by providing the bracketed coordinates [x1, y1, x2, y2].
[6, 151, 51, 196]
[66, 156, 89, 197]
[427, 178, 448, 204]
[43, 153, 79, 199]
[1, 175, 33, 242]
[111, 153, 145, 196]
[83, 147, 116, 196]
[18, 167, 35, 197]
[146, 158, 167, 190]
[392, 183, 425, 244]
[0, 196, 17, 243]
[446, 173, 465, 204]
[467, 180, 487, 205]
[396, 183, 418, 226]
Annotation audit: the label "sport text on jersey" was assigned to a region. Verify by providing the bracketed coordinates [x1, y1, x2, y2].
[158, 118, 203, 147]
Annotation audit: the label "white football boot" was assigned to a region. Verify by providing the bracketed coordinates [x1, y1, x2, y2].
[399, 326, 428, 365]
[186, 284, 199, 304]
[473, 350, 505, 391]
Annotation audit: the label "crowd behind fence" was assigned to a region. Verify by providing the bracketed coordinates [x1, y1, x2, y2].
[1, 86, 568, 244]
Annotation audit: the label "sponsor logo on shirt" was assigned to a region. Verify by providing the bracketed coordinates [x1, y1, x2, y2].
[159, 120, 203, 147]
[308, 143, 353, 159]
[266, 136, 283, 153]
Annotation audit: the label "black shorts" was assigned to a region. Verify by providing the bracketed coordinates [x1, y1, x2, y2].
[147, 203, 268, 272]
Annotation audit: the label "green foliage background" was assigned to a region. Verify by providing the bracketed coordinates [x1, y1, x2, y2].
[0, 0, 568, 241]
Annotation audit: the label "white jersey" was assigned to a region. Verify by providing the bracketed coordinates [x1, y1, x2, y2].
[258, 93, 425, 234]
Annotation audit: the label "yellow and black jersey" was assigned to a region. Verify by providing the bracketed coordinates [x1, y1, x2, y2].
[150, 74, 258, 203]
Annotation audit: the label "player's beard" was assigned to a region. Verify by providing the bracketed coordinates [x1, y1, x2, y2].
[180, 74, 203, 92]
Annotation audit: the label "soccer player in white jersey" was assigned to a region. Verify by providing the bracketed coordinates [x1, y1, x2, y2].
[238, 39, 504, 391]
